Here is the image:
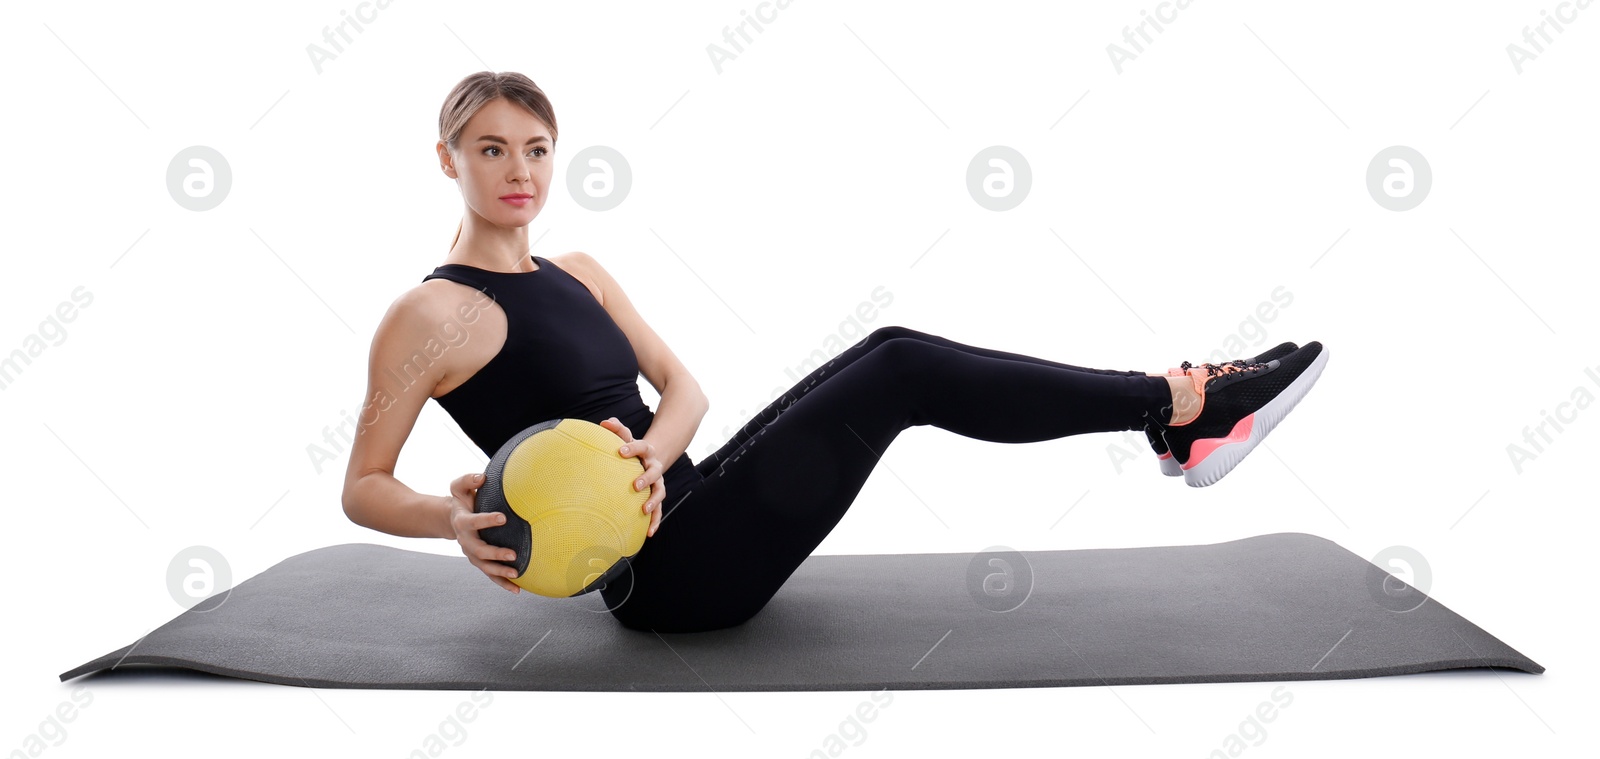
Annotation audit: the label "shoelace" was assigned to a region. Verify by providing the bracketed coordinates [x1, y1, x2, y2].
[1178, 358, 1270, 380]
[1155, 359, 1272, 426]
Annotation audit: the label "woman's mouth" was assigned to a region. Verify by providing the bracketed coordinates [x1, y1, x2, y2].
[501, 194, 532, 207]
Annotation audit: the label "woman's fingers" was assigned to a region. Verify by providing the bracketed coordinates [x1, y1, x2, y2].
[646, 480, 664, 537]
[465, 540, 508, 572]
[461, 534, 498, 563]
[619, 437, 661, 500]
[470, 554, 517, 578]
[479, 540, 515, 564]
[446, 471, 520, 593]
[605, 417, 634, 443]
[471, 558, 520, 592]
[621, 439, 651, 456]
[633, 458, 662, 490]
[451, 472, 484, 503]
[477, 510, 506, 530]
[605, 418, 664, 536]
[458, 519, 516, 564]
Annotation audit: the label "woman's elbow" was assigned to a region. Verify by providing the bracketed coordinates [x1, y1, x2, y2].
[668, 373, 710, 412]
[686, 375, 709, 406]
[340, 480, 370, 527]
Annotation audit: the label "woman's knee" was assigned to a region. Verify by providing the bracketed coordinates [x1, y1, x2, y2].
[861, 325, 942, 366]
[863, 335, 941, 387]
[867, 324, 923, 345]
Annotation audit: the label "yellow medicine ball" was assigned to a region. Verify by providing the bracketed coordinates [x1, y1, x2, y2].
[473, 418, 651, 598]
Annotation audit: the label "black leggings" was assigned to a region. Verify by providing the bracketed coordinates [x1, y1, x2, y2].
[599, 325, 1171, 633]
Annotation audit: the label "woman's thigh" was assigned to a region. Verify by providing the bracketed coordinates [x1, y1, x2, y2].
[605, 342, 920, 633]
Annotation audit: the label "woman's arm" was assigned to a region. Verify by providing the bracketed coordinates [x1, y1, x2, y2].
[557, 251, 712, 464]
[341, 286, 462, 540]
[344, 472, 455, 539]
[641, 373, 711, 471]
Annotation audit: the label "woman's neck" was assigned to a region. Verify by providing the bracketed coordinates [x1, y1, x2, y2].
[446, 247, 536, 273]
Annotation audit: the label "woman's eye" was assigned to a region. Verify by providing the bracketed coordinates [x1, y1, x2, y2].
[481, 147, 546, 158]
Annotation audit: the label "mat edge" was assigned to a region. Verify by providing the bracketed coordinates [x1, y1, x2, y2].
[60, 653, 1543, 691]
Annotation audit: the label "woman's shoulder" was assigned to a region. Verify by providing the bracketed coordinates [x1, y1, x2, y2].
[408, 273, 486, 323]
[547, 251, 601, 305]
[373, 269, 497, 352]
[369, 276, 505, 399]
[545, 251, 607, 306]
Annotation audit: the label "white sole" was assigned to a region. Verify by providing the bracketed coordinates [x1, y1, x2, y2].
[1181, 346, 1330, 488]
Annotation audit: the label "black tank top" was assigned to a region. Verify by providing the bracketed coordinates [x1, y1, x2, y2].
[421, 255, 698, 493]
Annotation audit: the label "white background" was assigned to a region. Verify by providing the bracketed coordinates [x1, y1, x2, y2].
[2, 0, 1591, 755]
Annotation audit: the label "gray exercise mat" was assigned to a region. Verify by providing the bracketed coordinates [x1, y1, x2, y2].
[59, 533, 1542, 691]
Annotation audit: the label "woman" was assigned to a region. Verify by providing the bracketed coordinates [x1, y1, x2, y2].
[340, 71, 1329, 634]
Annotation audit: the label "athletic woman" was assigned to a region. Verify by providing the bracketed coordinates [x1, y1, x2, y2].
[340, 72, 1328, 633]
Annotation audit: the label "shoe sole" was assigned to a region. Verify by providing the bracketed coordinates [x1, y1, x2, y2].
[1180, 345, 1330, 488]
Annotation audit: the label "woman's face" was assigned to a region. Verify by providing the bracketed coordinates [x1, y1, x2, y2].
[441, 98, 555, 229]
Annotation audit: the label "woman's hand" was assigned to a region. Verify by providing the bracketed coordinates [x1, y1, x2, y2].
[599, 417, 664, 538]
[448, 472, 522, 593]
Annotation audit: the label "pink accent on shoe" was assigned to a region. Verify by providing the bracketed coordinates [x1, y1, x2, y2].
[1181, 414, 1255, 470]
[1157, 451, 1173, 461]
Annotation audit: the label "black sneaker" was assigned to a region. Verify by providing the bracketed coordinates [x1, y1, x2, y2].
[1146, 342, 1298, 477]
[1150, 341, 1328, 487]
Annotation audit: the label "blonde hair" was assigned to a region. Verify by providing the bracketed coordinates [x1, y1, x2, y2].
[439, 71, 559, 249]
